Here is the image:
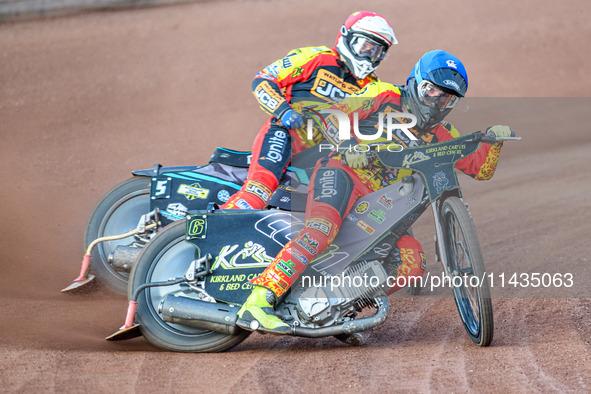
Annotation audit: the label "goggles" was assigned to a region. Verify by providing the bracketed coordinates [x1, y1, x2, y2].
[350, 34, 387, 62]
[417, 80, 461, 110]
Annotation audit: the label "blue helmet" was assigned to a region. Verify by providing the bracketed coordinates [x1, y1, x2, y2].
[404, 50, 468, 132]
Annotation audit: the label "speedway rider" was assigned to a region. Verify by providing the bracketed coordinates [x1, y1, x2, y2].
[237, 50, 514, 334]
[221, 11, 397, 209]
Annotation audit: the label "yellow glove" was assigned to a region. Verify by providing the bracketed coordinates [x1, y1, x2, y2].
[344, 148, 368, 168]
[486, 125, 512, 138]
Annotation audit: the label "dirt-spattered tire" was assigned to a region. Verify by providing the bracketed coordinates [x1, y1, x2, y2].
[441, 196, 494, 347]
[129, 219, 250, 353]
[85, 177, 151, 294]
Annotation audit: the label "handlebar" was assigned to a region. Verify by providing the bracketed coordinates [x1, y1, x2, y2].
[347, 132, 522, 154]
[479, 135, 522, 144]
[474, 129, 521, 145]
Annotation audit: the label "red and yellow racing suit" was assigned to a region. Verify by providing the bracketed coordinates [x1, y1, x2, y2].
[221, 46, 378, 209]
[251, 82, 504, 297]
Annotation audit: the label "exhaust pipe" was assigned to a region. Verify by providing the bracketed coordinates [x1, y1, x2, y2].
[291, 296, 390, 338]
[159, 294, 240, 335]
[159, 294, 389, 339]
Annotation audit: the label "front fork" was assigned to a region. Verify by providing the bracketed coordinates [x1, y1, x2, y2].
[431, 200, 453, 278]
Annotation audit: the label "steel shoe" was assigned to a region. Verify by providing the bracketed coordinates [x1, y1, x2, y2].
[236, 286, 290, 335]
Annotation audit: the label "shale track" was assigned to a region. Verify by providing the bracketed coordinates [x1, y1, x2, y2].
[1, 1, 590, 391]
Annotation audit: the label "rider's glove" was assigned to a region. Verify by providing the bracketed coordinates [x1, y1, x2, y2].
[280, 109, 304, 129]
[344, 148, 369, 169]
[486, 125, 512, 138]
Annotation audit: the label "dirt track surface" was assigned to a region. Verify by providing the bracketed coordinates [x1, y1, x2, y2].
[1, 0, 591, 391]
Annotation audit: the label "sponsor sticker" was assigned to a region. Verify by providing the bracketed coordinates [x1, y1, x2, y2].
[265, 63, 280, 77]
[255, 71, 275, 81]
[368, 209, 386, 224]
[235, 199, 253, 209]
[311, 69, 359, 100]
[291, 67, 303, 78]
[306, 217, 333, 237]
[163, 203, 188, 220]
[245, 180, 273, 203]
[254, 81, 286, 111]
[443, 79, 460, 90]
[178, 183, 209, 200]
[212, 241, 274, 270]
[315, 169, 337, 200]
[355, 201, 369, 214]
[291, 248, 310, 265]
[217, 189, 230, 203]
[402, 151, 431, 167]
[378, 195, 393, 210]
[282, 56, 293, 68]
[356, 220, 375, 234]
[277, 260, 296, 277]
[261, 129, 288, 164]
[296, 233, 319, 255]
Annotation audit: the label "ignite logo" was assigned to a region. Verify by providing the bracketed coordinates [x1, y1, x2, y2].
[262, 129, 288, 164]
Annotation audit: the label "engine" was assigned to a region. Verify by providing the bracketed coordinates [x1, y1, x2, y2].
[294, 260, 388, 327]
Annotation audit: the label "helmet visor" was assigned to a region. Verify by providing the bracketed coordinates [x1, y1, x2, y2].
[417, 80, 461, 110]
[349, 34, 387, 62]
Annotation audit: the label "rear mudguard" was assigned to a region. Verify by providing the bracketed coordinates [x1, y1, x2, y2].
[137, 148, 310, 225]
[135, 149, 252, 225]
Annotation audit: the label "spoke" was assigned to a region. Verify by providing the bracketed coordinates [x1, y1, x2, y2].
[447, 217, 459, 267]
[454, 219, 476, 273]
[467, 292, 480, 322]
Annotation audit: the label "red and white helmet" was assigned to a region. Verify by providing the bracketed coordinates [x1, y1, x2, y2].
[335, 11, 397, 79]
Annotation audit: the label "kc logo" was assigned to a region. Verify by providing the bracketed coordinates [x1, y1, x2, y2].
[446, 59, 458, 69]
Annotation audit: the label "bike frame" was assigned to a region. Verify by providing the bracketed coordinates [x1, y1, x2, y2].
[180, 132, 490, 303]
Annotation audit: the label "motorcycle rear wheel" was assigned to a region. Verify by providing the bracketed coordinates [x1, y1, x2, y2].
[130, 219, 250, 352]
[85, 176, 151, 294]
[441, 196, 493, 347]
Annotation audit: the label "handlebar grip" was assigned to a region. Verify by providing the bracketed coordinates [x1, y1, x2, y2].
[480, 134, 498, 144]
[482, 128, 520, 143]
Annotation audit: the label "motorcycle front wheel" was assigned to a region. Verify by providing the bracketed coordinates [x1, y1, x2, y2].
[440, 196, 493, 347]
[85, 176, 151, 294]
[129, 219, 250, 353]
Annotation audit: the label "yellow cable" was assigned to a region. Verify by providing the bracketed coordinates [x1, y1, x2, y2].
[85, 222, 159, 255]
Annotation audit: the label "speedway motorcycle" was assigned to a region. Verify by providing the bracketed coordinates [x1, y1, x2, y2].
[63, 145, 326, 294]
[62, 147, 252, 293]
[107, 131, 519, 351]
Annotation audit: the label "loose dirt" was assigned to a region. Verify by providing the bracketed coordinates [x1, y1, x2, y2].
[1, 0, 590, 392]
